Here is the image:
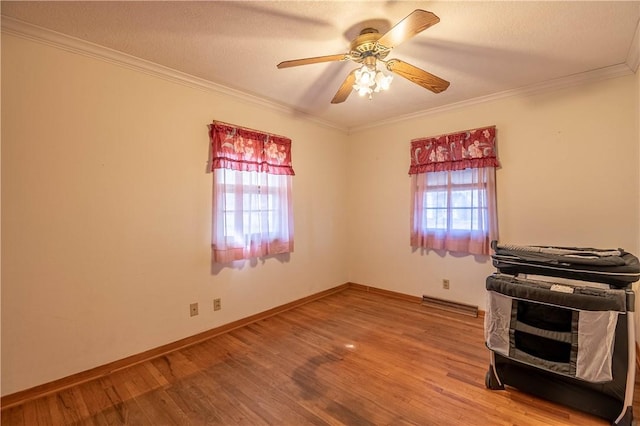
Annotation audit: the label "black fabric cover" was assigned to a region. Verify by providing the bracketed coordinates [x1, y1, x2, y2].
[491, 241, 640, 287]
[486, 274, 627, 312]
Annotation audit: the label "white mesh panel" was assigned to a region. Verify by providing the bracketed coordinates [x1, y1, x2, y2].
[485, 291, 512, 356]
[576, 310, 618, 382]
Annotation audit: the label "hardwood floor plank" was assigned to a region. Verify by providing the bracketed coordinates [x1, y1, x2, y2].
[163, 377, 227, 424]
[51, 386, 91, 424]
[2, 287, 637, 425]
[151, 351, 202, 382]
[132, 388, 191, 425]
[1, 404, 25, 425]
[99, 376, 149, 424]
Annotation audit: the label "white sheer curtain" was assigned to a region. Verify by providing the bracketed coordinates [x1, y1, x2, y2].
[209, 121, 294, 263]
[410, 167, 497, 255]
[212, 169, 293, 262]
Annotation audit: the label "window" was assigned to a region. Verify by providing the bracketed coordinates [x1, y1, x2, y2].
[409, 126, 499, 255]
[209, 122, 294, 263]
[411, 167, 496, 254]
[421, 168, 489, 232]
[214, 168, 292, 253]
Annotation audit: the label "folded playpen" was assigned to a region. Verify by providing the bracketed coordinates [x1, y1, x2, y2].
[484, 241, 638, 426]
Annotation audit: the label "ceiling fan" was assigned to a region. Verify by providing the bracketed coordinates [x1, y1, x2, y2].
[276, 9, 450, 104]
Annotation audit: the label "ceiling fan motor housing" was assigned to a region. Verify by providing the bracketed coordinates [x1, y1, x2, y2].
[350, 28, 390, 64]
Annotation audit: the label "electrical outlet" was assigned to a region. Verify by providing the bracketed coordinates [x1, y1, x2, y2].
[213, 298, 222, 311]
[190, 303, 199, 317]
[442, 279, 450, 290]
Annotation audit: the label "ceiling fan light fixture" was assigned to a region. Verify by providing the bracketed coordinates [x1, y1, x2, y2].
[354, 65, 376, 87]
[356, 85, 373, 97]
[353, 63, 392, 99]
[374, 70, 393, 92]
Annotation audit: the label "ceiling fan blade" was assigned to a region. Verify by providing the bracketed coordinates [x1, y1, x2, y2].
[277, 54, 349, 69]
[386, 59, 450, 93]
[377, 10, 440, 49]
[331, 69, 357, 104]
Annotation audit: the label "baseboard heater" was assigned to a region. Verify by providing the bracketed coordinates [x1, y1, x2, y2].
[422, 295, 478, 317]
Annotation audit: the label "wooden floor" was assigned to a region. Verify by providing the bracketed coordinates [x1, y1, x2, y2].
[2, 288, 639, 425]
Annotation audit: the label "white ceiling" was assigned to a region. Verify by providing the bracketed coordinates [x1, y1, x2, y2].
[2, 1, 639, 131]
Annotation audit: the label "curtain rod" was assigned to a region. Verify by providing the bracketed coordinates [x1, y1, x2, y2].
[212, 120, 289, 140]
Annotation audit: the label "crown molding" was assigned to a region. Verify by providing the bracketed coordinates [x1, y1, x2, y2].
[350, 63, 634, 134]
[1, 16, 348, 134]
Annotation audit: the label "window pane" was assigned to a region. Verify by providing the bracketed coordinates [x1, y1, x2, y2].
[432, 170, 449, 184]
[424, 188, 448, 230]
[224, 212, 235, 237]
[425, 191, 447, 208]
[224, 193, 236, 210]
[425, 208, 447, 229]
[450, 168, 473, 185]
[450, 208, 480, 230]
[451, 190, 471, 208]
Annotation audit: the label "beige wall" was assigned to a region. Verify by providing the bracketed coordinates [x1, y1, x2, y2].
[1, 34, 350, 395]
[347, 74, 639, 316]
[3, 30, 640, 397]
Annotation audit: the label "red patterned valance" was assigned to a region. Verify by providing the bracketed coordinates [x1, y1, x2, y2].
[209, 121, 295, 175]
[408, 125, 499, 174]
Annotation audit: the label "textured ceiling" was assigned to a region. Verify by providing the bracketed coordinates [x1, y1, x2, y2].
[2, 1, 639, 131]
